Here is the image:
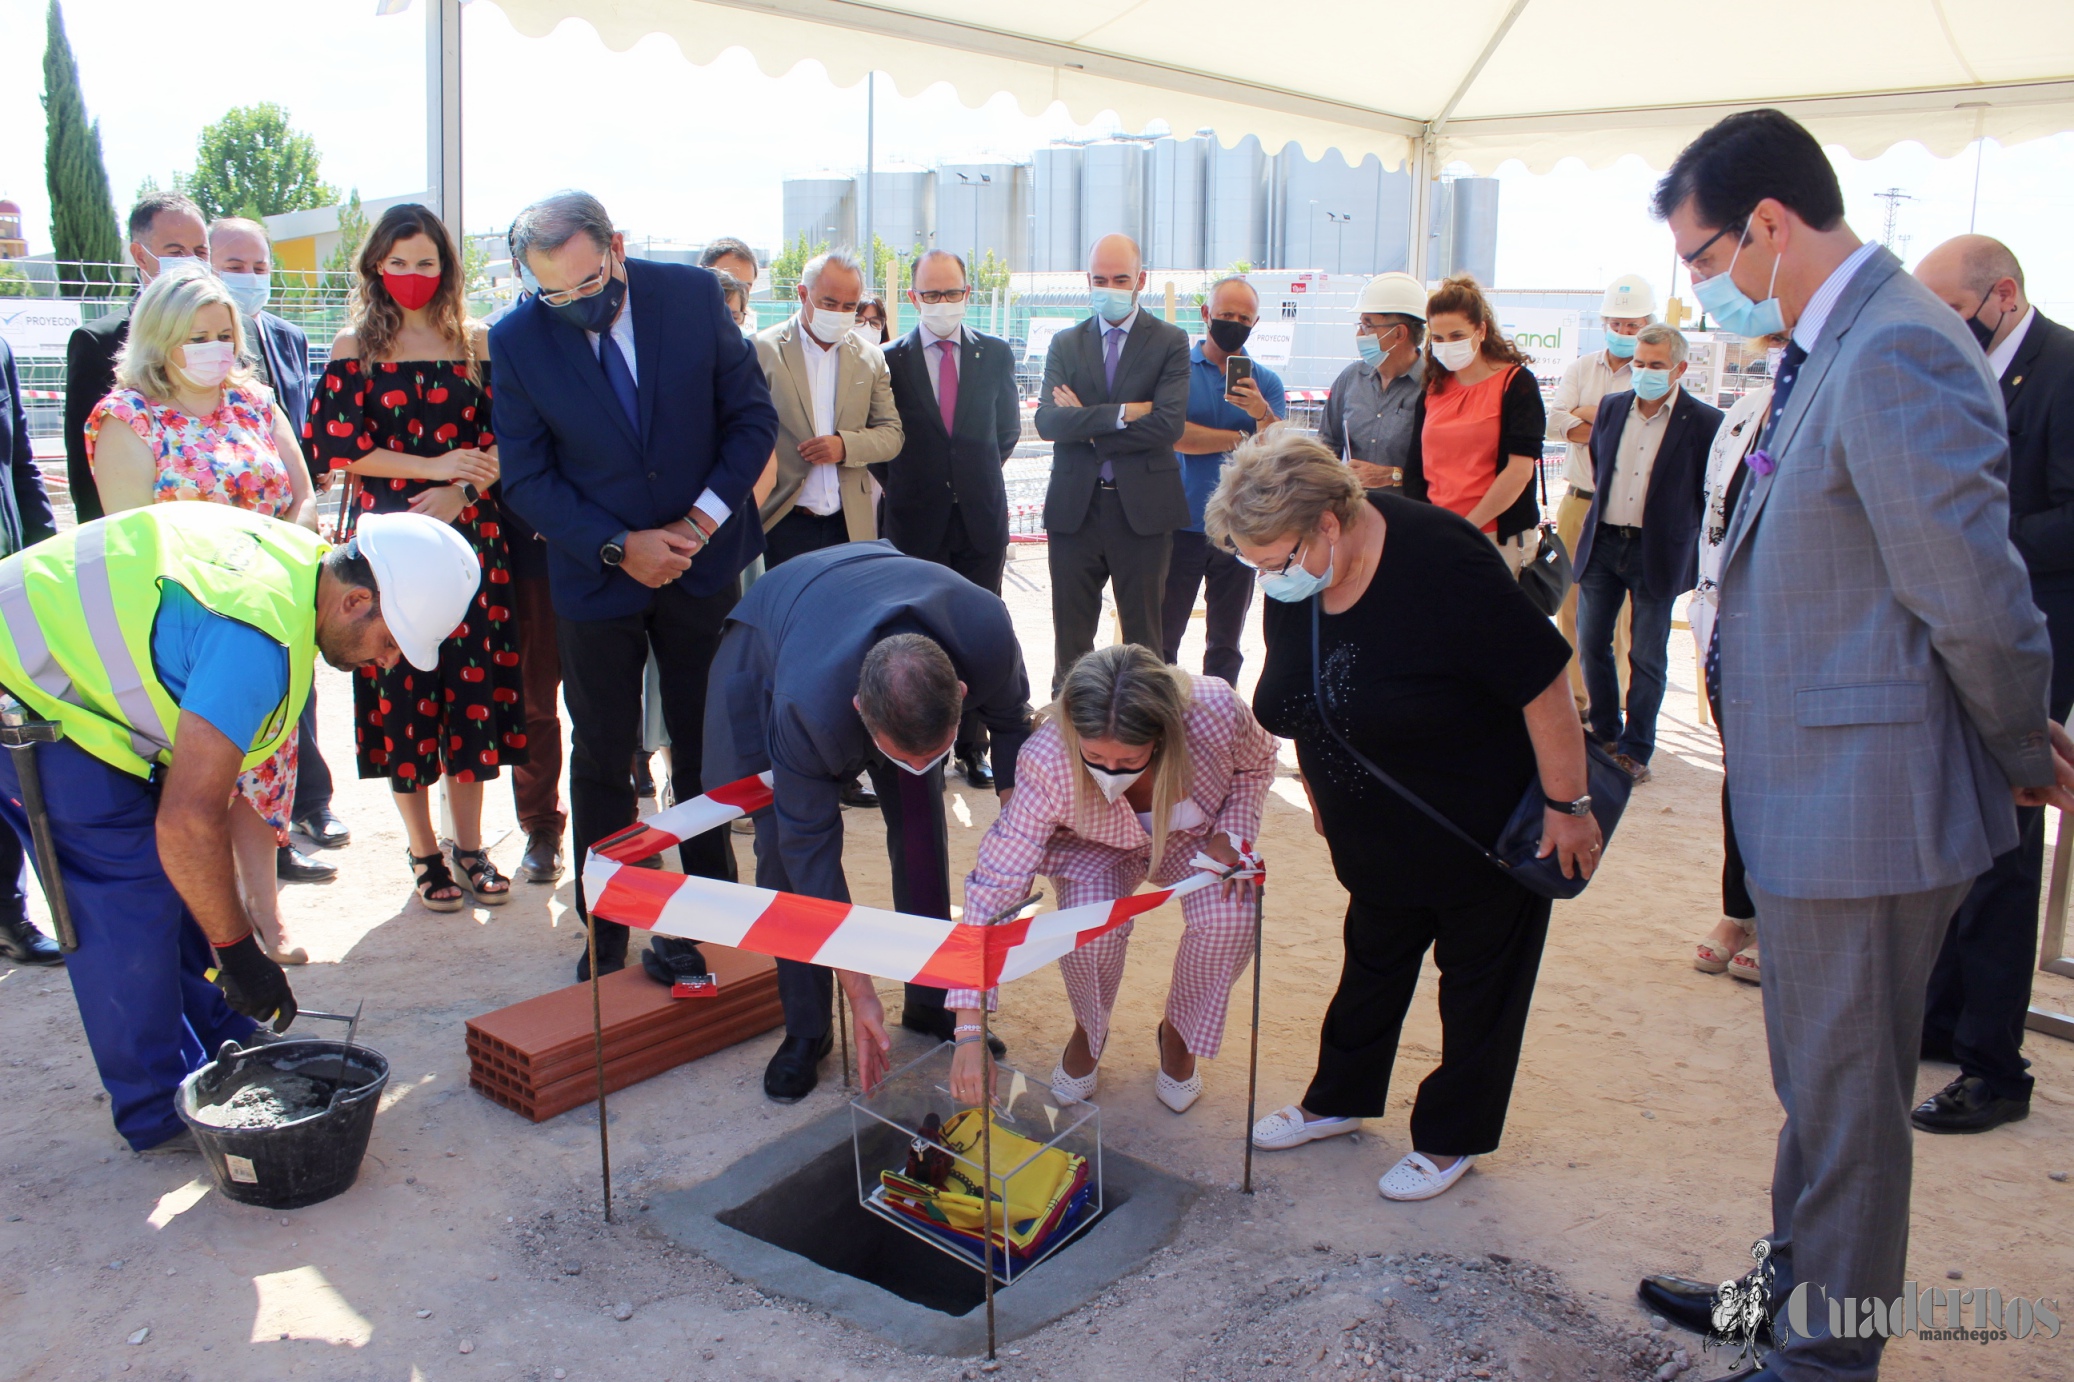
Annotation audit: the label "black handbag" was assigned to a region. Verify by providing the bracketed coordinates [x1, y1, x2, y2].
[1515, 462, 1572, 617]
[1308, 596, 1630, 900]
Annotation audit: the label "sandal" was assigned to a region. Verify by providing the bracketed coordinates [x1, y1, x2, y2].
[1728, 944, 1760, 984]
[449, 846, 511, 906]
[409, 850, 466, 913]
[1695, 921, 1755, 974]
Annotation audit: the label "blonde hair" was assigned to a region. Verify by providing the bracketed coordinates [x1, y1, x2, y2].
[1205, 429, 1363, 551]
[1045, 645, 1194, 876]
[114, 262, 255, 401]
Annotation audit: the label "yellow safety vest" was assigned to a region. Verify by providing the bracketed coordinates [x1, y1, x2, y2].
[0, 504, 327, 778]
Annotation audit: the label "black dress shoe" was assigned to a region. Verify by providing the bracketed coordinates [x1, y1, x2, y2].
[764, 1031, 833, 1103]
[632, 755, 657, 799]
[291, 806, 351, 849]
[956, 751, 994, 789]
[1639, 1271, 1781, 1339]
[641, 937, 709, 987]
[0, 914, 63, 965]
[839, 778, 879, 809]
[576, 946, 627, 982]
[277, 845, 338, 883]
[1912, 1074, 2030, 1134]
[519, 829, 565, 883]
[901, 1006, 1006, 1056]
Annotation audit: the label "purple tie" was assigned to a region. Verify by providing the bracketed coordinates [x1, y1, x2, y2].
[1103, 326, 1124, 392]
[937, 338, 958, 435]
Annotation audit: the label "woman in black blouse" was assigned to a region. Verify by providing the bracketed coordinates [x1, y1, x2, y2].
[1206, 431, 1598, 1202]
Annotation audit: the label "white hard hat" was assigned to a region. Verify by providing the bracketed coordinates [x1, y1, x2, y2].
[1600, 274, 1657, 319]
[352, 512, 482, 672]
[1356, 272, 1428, 320]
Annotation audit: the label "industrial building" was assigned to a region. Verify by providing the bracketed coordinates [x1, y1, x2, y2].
[781, 131, 1497, 281]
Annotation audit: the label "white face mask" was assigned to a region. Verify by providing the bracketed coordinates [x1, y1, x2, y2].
[919, 300, 967, 337]
[175, 340, 237, 390]
[891, 744, 953, 777]
[806, 307, 854, 344]
[1432, 337, 1480, 372]
[217, 269, 271, 315]
[1081, 757, 1147, 804]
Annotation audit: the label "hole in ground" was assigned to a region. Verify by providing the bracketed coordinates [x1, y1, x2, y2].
[717, 1137, 1123, 1315]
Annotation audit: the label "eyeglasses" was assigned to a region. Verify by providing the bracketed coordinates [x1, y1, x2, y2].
[915, 288, 970, 304]
[535, 257, 616, 308]
[1679, 219, 1746, 271]
[1234, 539, 1306, 579]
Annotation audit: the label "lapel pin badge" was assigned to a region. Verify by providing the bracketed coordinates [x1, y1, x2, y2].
[1747, 448, 1776, 477]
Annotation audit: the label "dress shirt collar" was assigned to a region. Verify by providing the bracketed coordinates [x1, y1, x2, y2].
[1987, 305, 2038, 381]
[921, 321, 967, 352]
[1097, 306, 1140, 337]
[1628, 393, 1674, 427]
[1791, 240, 1881, 355]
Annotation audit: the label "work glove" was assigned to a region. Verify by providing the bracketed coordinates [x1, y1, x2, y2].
[208, 934, 298, 1032]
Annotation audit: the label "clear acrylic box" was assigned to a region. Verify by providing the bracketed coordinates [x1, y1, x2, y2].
[850, 1041, 1103, 1286]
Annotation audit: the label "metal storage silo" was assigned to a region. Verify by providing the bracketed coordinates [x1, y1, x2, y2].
[1205, 134, 1269, 269]
[1079, 141, 1148, 259]
[1146, 135, 1208, 270]
[1033, 146, 1083, 272]
[782, 176, 857, 253]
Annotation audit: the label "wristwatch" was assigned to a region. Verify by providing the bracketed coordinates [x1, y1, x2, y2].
[1544, 793, 1593, 816]
[600, 534, 627, 568]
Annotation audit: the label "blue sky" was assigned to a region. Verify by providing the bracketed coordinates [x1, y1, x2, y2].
[4, 0, 2072, 317]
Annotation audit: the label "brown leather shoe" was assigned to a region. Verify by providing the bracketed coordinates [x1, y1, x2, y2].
[1613, 752, 1652, 783]
[519, 828, 564, 883]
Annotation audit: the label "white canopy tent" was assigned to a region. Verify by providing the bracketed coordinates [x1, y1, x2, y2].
[457, 0, 2074, 274]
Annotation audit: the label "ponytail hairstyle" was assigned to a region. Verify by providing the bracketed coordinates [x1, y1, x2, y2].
[1423, 273, 1528, 393]
[1044, 645, 1194, 875]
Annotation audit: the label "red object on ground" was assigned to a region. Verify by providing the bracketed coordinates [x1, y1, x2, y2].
[465, 945, 783, 1122]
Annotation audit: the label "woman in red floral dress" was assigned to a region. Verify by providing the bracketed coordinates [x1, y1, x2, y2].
[304, 204, 525, 911]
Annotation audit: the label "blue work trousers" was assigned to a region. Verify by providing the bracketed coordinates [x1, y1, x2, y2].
[0, 738, 254, 1149]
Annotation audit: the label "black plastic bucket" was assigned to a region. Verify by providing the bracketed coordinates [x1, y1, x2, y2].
[176, 1038, 390, 1210]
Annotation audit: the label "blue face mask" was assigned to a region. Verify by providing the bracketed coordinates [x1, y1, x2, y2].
[1090, 285, 1137, 324]
[1691, 224, 1786, 339]
[1631, 366, 1673, 401]
[1258, 537, 1334, 603]
[218, 270, 271, 316]
[1604, 330, 1638, 359]
[1356, 332, 1385, 367]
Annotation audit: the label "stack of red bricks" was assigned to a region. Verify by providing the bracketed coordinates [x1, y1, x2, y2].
[467, 945, 785, 1122]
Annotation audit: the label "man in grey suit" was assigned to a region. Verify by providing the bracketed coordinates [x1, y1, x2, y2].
[1638, 109, 2074, 1382]
[702, 542, 1032, 1103]
[1035, 233, 1190, 690]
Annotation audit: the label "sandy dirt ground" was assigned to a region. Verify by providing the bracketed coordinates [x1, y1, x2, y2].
[1, 541, 2070, 1382]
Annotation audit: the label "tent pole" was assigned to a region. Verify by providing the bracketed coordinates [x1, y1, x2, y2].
[1243, 880, 1264, 1194]
[426, 0, 464, 238]
[1407, 133, 1434, 283]
[588, 917, 612, 1224]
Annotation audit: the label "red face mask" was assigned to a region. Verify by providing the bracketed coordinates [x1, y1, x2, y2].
[382, 270, 440, 311]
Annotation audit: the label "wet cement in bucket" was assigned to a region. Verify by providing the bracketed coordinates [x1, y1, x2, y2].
[190, 1068, 337, 1129]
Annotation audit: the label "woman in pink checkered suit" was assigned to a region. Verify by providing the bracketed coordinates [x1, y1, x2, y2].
[947, 644, 1275, 1113]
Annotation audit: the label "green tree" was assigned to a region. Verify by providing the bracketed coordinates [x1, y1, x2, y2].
[768, 230, 825, 299]
[183, 104, 337, 222]
[0, 263, 38, 299]
[41, 0, 122, 295]
[322, 188, 369, 274]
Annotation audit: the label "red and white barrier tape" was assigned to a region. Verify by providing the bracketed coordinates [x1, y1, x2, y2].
[583, 772, 1262, 991]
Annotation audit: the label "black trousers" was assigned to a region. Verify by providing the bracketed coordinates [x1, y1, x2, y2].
[1301, 885, 1551, 1157]
[1047, 485, 1170, 693]
[1922, 811, 2041, 1101]
[1721, 780, 1755, 921]
[560, 581, 738, 963]
[771, 749, 953, 1039]
[1158, 528, 1254, 688]
[764, 506, 850, 568]
[921, 505, 1007, 756]
[290, 690, 332, 819]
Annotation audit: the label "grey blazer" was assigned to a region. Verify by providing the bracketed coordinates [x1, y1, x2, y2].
[1718, 247, 2054, 900]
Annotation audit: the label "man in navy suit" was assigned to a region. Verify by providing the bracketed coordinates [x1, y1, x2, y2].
[0, 335, 59, 966]
[208, 216, 350, 871]
[881, 249, 1024, 787]
[492, 191, 779, 981]
[1571, 323, 1723, 781]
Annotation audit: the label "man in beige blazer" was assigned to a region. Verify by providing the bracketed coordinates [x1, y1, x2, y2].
[755, 251, 904, 566]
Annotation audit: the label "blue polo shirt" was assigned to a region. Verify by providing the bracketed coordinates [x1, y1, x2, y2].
[151, 582, 291, 754]
[1179, 343, 1286, 533]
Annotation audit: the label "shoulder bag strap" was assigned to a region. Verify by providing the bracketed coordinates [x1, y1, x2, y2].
[1309, 595, 1506, 869]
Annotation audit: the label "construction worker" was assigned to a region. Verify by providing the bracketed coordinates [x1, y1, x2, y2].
[0, 503, 479, 1153]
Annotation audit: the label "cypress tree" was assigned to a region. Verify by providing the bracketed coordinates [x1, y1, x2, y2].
[41, 0, 121, 295]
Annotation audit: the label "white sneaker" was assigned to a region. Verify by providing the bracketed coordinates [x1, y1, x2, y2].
[1377, 1151, 1475, 1201]
[1049, 1062, 1098, 1103]
[1155, 1069, 1203, 1113]
[1251, 1104, 1360, 1150]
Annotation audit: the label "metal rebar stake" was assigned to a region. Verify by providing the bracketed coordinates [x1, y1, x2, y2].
[1243, 881, 1264, 1195]
[589, 918, 612, 1224]
[980, 999, 997, 1361]
[838, 984, 852, 1089]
